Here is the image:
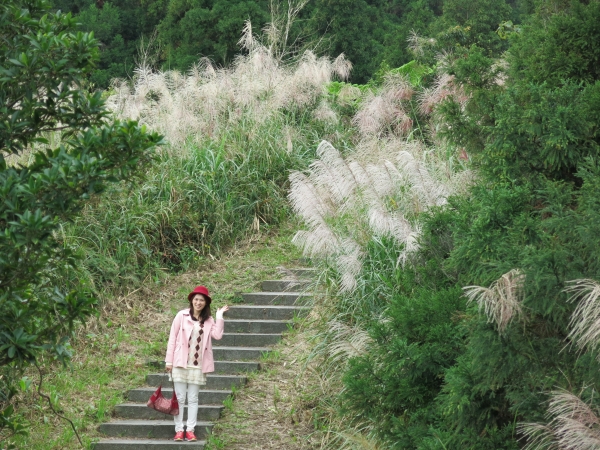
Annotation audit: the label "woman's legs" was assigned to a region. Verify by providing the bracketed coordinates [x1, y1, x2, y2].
[173, 381, 201, 432]
[185, 382, 201, 431]
[173, 381, 187, 432]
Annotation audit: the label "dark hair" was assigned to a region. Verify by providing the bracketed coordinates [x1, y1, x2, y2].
[188, 294, 212, 322]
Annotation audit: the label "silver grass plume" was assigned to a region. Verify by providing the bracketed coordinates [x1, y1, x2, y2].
[106, 21, 350, 149]
[463, 269, 525, 333]
[519, 390, 600, 450]
[565, 279, 600, 356]
[351, 76, 414, 138]
[417, 73, 468, 116]
[397, 150, 449, 209]
[290, 137, 466, 292]
[238, 20, 258, 51]
[407, 30, 437, 58]
[323, 319, 373, 368]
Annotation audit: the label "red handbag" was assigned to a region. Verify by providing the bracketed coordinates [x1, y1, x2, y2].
[147, 375, 179, 416]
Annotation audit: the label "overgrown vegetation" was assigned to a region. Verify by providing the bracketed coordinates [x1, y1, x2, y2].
[0, 1, 160, 446]
[290, 1, 600, 449]
[9, 226, 305, 449]
[4, 0, 600, 449]
[51, 0, 537, 87]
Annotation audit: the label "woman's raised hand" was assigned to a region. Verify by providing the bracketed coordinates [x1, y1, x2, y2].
[216, 305, 229, 315]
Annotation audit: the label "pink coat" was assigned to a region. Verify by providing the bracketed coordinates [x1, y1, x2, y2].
[165, 309, 224, 373]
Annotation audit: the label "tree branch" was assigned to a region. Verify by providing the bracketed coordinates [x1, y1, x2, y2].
[34, 361, 84, 448]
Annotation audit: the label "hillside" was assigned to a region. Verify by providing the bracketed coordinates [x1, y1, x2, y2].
[2, 1, 600, 449]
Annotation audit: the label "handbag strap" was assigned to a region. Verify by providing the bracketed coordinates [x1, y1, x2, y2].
[165, 368, 175, 391]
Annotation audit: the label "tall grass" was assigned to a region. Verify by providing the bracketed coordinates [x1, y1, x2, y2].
[58, 22, 352, 296]
[288, 62, 471, 448]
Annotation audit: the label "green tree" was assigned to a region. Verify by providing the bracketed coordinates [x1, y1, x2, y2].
[432, 1, 600, 447]
[77, 2, 133, 86]
[0, 0, 161, 444]
[157, 0, 270, 71]
[308, 0, 395, 83]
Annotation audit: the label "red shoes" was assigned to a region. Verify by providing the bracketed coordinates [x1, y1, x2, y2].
[174, 431, 184, 441]
[174, 430, 196, 441]
[185, 431, 197, 441]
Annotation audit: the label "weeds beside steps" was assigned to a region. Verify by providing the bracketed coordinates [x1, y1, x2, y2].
[92, 269, 315, 450]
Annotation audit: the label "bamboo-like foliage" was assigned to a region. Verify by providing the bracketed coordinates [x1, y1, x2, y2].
[564, 279, 600, 355]
[463, 269, 525, 333]
[519, 390, 600, 450]
[107, 20, 351, 150]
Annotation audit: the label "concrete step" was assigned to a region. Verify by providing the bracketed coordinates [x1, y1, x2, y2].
[212, 346, 271, 361]
[147, 373, 246, 390]
[128, 388, 231, 404]
[214, 360, 260, 373]
[261, 280, 313, 292]
[93, 439, 205, 449]
[99, 420, 212, 439]
[278, 268, 316, 278]
[114, 403, 223, 421]
[225, 319, 290, 334]
[241, 292, 311, 306]
[226, 304, 309, 320]
[147, 360, 260, 374]
[219, 332, 282, 347]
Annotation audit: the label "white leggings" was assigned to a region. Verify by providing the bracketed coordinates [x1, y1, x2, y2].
[173, 382, 200, 432]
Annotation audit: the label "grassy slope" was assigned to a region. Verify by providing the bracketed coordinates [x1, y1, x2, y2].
[11, 222, 321, 449]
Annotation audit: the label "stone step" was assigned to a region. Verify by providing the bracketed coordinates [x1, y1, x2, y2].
[278, 268, 316, 278]
[147, 360, 260, 374]
[212, 346, 271, 361]
[93, 439, 205, 449]
[219, 332, 282, 347]
[128, 388, 231, 404]
[114, 403, 223, 421]
[99, 420, 213, 440]
[241, 292, 311, 306]
[261, 280, 313, 292]
[226, 304, 309, 320]
[214, 360, 260, 373]
[146, 373, 246, 390]
[225, 319, 290, 334]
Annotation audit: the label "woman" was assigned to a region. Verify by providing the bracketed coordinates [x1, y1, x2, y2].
[165, 285, 229, 442]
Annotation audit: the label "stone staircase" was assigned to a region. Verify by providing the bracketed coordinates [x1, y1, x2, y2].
[93, 269, 314, 450]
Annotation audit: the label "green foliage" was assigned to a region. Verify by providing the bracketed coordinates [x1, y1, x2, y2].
[76, 2, 135, 87]
[436, 0, 512, 54]
[431, 1, 600, 447]
[0, 0, 160, 442]
[342, 240, 465, 449]
[442, 2, 600, 183]
[508, 0, 600, 87]
[61, 110, 336, 293]
[157, 0, 270, 72]
[310, 2, 600, 449]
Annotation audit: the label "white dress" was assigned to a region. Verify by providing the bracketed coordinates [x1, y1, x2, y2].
[169, 320, 207, 386]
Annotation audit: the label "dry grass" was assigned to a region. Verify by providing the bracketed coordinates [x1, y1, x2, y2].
[106, 22, 350, 151]
[463, 269, 526, 334]
[209, 324, 320, 449]
[519, 389, 600, 450]
[565, 279, 600, 356]
[209, 305, 381, 450]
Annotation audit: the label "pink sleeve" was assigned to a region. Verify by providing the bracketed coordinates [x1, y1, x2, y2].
[210, 318, 224, 340]
[165, 313, 181, 364]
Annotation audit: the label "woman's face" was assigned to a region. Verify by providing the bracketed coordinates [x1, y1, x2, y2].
[191, 294, 206, 313]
